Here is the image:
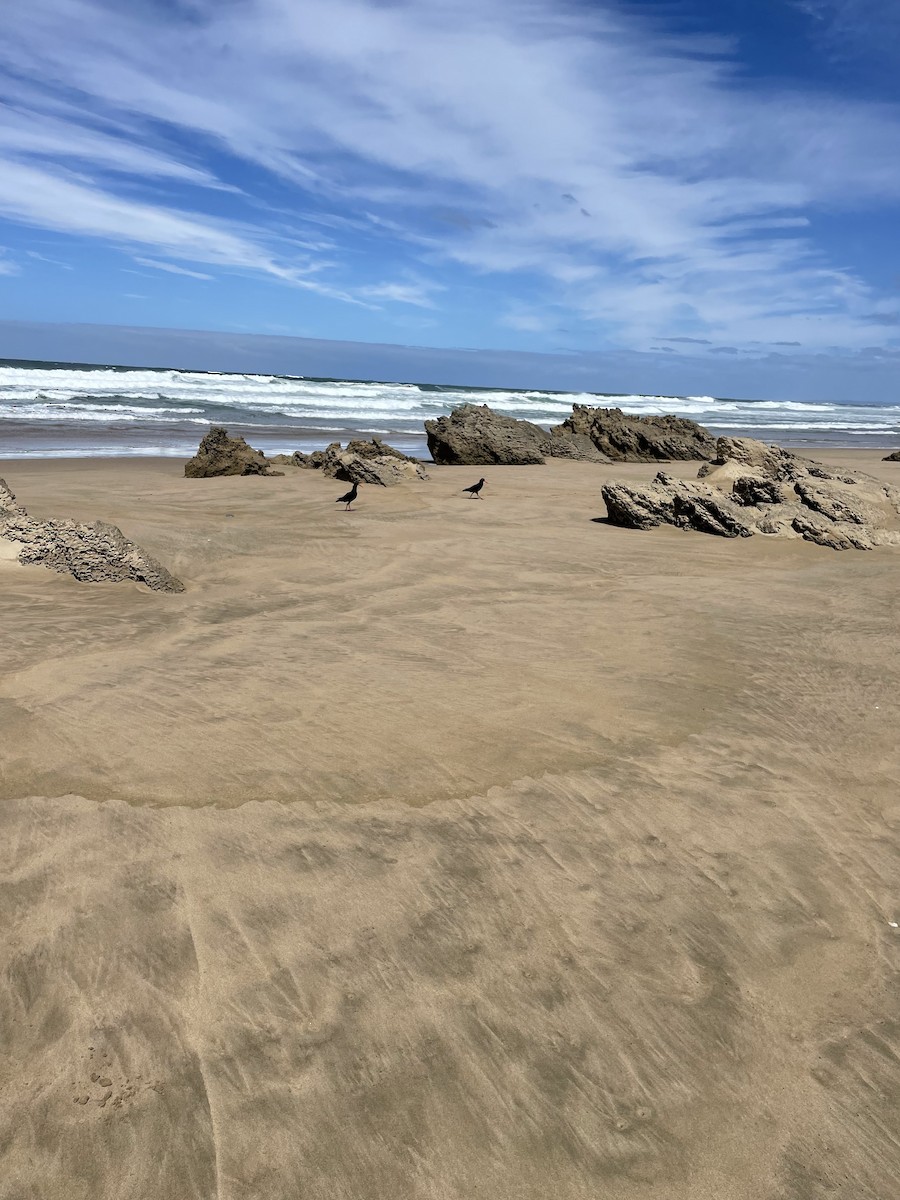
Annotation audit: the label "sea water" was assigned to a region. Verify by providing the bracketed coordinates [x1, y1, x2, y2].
[1, 358, 898, 458]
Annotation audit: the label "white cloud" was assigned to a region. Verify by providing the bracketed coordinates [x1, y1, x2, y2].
[360, 280, 442, 308]
[0, 158, 362, 301]
[26, 250, 73, 269]
[133, 257, 214, 280]
[1, 0, 899, 349]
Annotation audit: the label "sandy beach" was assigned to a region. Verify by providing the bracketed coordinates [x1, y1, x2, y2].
[2, 450, 900, 1199]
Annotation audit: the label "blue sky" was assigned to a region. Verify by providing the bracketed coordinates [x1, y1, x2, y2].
[1, 0, 899, 397]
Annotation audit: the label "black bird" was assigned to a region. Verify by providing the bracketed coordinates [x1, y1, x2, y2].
[463, 477, 485, 499]
[336, 480, 359, 511]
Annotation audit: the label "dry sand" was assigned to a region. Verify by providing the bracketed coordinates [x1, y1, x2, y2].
[1, 451, 899, 1199]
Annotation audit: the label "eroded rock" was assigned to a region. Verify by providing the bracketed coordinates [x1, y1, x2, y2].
[271, 439, 426, 485]
[602, 472, 755, 538]
[424, 403, 610, 466]
[184, 427, 283, 478]
[563, 405, 717, 463]
[0, 479, 184, 591]
[425, 404, 551, 465]
[321, 442, 429, 486]
[602, 436, 900, 551]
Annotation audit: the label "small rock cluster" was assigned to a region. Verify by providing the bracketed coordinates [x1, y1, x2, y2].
[0, 479, 184, 590]
[602, 437, 900, 551]
[186, 428, 427, 487]
[273, 439, 430, 486]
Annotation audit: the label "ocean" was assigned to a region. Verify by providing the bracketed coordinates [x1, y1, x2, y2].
[1, 358, 898, 459]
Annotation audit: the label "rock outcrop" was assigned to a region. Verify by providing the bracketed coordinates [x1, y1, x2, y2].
[425, 404, 609, 465]
[601, 473, 755, 538]
[426, 404, 551, 465]
[563, 405, 717, 462]
[601, 436, 900, 551]
[184, 427, 284, 478]
[271, 439, 427, 486]
[883, 450, 900, 462]
[321, 441, 430, 486]
[0, 479, 184, 591]
[270, 449, 329, 470]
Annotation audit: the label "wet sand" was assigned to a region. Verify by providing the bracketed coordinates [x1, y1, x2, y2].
[1, 451, 899, 1199]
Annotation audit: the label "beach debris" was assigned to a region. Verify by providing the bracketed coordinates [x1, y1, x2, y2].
[184, 426, 284, 478]
[601, 436, 900, 551]
[424, 403, 609, 466]
[0, 478, 185, 591]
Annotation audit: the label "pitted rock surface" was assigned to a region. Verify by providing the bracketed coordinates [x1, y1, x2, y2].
[0, 479, 184, 591]
[602, 437, 900, 551]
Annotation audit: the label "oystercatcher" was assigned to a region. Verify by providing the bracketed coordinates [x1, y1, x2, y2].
[336, 481, 359, 510]
[463, 478, 486, 499]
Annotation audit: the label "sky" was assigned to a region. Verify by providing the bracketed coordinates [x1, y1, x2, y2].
[0, 0, 899, 398]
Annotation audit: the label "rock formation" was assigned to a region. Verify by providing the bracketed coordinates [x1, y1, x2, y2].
[424, 403, 609, 465]
[601, 437, 900, 551]
[0, 479, 184, 591]
[321, 442, 430, 486]
[270, 449, 329, 469]
[883, 450, 900, 462]
[562, 405, 717, 462]
[184, 427, 284, 478]
[271, 439, 426, 486]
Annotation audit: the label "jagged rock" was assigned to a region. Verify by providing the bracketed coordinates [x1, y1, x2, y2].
[344, 438, 419, 462]
[425, 403, 609, 465]
[790, 512, 880, 552]
[601, 435, 900, 551]
[602, 472, 755, 538]
[601, 478, 676, 530]
[270, 449, 328, 469]
[883, 450, 900, 462]
[320, 443, 429, 487]
[271, 439, 422, 480]
[793, 478, 879, 526]
[671, 492, 756, 538]
[698, 436, 809, 481]
[563, 405, 716, 462]
[732, 476, 790, 506]
[546, 426, 610, 462]
[0, 478, 184, 591]
[184, 427, 283, 478]
[425, 404, 551, 465]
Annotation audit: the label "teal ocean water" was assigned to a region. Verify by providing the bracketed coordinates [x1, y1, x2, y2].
[1, 358, 898, 458]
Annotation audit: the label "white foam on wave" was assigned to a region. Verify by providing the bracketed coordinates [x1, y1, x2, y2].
[2, 364, 899, 451]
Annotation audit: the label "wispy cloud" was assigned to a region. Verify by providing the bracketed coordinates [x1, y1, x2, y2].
[359, 279, 443, 308]
[26, 250, 73, 269]
[134, 257, 214, 281]
[1, 0, 900, 351]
